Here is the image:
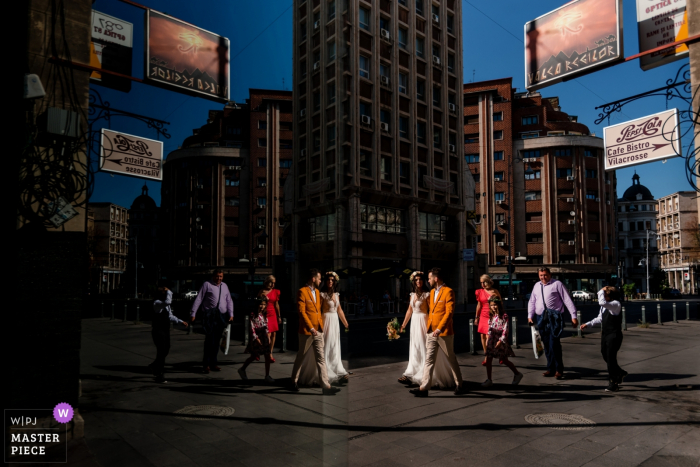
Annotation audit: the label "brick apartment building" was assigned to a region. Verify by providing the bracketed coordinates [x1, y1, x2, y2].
[88, 202, 129, 293]
[291, 0, 472, 303]
[463, 77, 617, 295]
[657, 191, 699, 294]
[161, 89, 293, 295]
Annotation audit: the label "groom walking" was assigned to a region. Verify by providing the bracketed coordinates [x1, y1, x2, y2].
[289, 268, 340, 395]
[410, 268, 465, 396]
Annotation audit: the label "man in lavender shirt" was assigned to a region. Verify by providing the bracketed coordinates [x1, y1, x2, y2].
[528, 267, 578, 380]
[191, 270, 234, 374]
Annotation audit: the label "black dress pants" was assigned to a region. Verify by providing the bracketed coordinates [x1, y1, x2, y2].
[601, 332, 623, 382]
[151, 326, 170, 377]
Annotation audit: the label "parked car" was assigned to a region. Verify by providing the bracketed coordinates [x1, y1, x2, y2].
[668, 289, 682, 299]
[184, 290, 198, 300]
[572, 290, 595, 300]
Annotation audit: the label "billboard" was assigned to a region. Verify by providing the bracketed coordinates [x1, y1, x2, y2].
[90, 10, 133, 92]
[636, 0, 688, 71]
[145, 10, 230, 101]
[99, 129, 164, 181]
[525, 0, 624, 90]
[603, 108, 681, 171]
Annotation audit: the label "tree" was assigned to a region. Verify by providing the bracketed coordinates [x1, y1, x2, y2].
[622, 282, 636, 298]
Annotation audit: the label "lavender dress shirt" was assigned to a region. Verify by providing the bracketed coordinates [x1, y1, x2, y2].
[190, 281, 234, 318]
[527, 279, 577, 319]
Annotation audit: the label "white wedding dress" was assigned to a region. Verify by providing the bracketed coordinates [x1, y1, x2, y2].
[297, 292, 348, 386]
[403, 292, 455, 388]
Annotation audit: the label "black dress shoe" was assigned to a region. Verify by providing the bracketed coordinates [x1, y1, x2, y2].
[289, 383, 300, 392]
[409, 388, 429, 397]
[454, 385, 466, 395]
[202, 366, 210, 374]
[322, 386, 341, 395]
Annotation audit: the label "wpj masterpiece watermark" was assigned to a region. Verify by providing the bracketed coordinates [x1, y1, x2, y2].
[4, 403, 73, 463]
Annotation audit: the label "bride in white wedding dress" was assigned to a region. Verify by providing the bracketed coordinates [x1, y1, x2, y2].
[297, 271, 349, 386]
[398, 271, 455, 389]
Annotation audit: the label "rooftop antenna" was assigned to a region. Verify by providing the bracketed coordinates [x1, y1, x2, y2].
[472, 69, 475, 83]
[282, 77, 286, 90]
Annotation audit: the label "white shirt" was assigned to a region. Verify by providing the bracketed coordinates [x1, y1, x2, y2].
[585, 290, 622, 327]
[433, 283, 443, 303]
[308, 285, 316, 303]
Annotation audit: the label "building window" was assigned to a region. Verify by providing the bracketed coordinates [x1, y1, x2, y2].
[398, 28, 408, 49]
[432, 86, 441, 107]
[359, 55, 370, 79]
[258, 121, 267, 130]
[586, 169, 597, 178]
[360, 149, 372, 176]
[447, 14, 454, 33]
[433, 128, 441, 148]
[308, 213, 336, 242]
[280, 139, 293, 149]
[494, 172, 504, 181]
[327, 41, 336, 61]
[523, 150, 540, 158]
[556, 168, 572, 178]
[225, 197, 239, 206]
[400, 162, 410, 184]
[585, 149, 596, 157]
[327, 124, 336, 146]
[258, 158, 267, 167]
[494, 130, 503, 140]
[495, 192, 505, 201]
[432, 44, 440, 61]
[313, 131, 321, 151]
[225, 177, 240, 186]
[416, 79, 426, 100]
[279, 159, 292, 168]
[472, 173, 480, 183]
[380, 156, 392, 181]
[279, 121, 293, 131]
[525, 170, 541, 180]
[258, 178, 267, 187]
[359, 7, 370, 31]
[419, 212, 453, 240]
[521, 132, 538, 139]
[360, 101, 371, 117]
[399, 72, 408, 94]
[399, 116, 409, 138]
[465, 154, 479, 163]
[494, 151, 504, 161]
[417, 121, 426, 144]
[555, 148, 572, 157]
[416, 0, 424, 16]
[522, 115, 538, 125]
[313, 91, 321, 112]
[465, 133, 479, 143]
[380, 16, 390, 32]
[493, 112, 503, 122]
[328, 0, 336, 20]
[525, 191, 541, 200]
[257, 197, 267, 207]
[465, 115, 478, 125]
[586, 191, 598, 200]
[258, 138, 267, 147]
[300, 22, 307, 41]
[380, 63, 390, 80]
[416, 36, 425, 58]
[361, 204, 405, 233]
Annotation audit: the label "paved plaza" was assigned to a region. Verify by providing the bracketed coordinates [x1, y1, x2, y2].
[77, 317, 700, 467]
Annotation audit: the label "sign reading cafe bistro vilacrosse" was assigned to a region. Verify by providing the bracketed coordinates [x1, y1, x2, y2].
[603, 108, 681, 171]
[99, 129, 164, 181]
[525, 0, 624, 91]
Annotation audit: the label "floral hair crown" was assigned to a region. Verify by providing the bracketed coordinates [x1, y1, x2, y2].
[488, 296, 501, 303]
[409, 271, 424, 282]
[325, 271, 340, 283]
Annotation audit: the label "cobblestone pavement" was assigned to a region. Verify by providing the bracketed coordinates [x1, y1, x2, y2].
[79, 318, 700, 466]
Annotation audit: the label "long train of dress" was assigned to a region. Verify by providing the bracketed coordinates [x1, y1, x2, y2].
[403, 293, 456, 389]
[297, 293, 348, 386]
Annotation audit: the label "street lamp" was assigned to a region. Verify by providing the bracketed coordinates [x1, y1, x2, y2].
[638, 229, 660, 298]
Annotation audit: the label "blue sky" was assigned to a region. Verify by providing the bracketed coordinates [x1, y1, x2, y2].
[89, 0, 693, 209]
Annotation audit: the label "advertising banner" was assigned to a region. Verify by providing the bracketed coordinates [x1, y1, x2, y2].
[603, 108, 681, 171]
[145, 10, 230, 101]
[90, 10, 133, 92]
[99, 129, 164, 181]
[525, 0, 624, 91]
[636, 0, 688, 71]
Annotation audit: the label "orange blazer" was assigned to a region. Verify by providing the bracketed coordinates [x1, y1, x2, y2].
[427, 285, 455, 336]
[297, 286, 323, 335]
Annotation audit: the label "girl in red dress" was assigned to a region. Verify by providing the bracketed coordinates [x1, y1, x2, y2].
[259, 275, 281, 362]
[475, 274, 501, 365]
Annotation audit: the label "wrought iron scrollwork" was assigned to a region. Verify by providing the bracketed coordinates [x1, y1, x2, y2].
[88, 89, 171, 140]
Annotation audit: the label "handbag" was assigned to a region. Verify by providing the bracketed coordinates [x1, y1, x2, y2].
[540, 283, 565, 338]
[531, 325, 544, 359]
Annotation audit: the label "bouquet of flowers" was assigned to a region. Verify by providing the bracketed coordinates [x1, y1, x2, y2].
[387, 318, 404, 341]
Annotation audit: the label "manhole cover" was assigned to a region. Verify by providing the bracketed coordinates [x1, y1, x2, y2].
[174, 405, 235, 420]
[525, 413, 596, 431]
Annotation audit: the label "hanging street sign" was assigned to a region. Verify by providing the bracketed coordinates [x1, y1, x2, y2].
[636, 0, 688, 71]
[524, 0, 624, 91]
[90, 10, 133, 92]
[603, 108, 681, 171]
[99, 129, 164, 181]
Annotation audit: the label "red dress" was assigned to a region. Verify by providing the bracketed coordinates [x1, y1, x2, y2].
[264, 289, 280, 332]
[475, 289, 497, 334]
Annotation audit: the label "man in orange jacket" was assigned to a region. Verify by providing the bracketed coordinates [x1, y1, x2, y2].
[289, 268, 340, 395]
[410, 268, 465, 396]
